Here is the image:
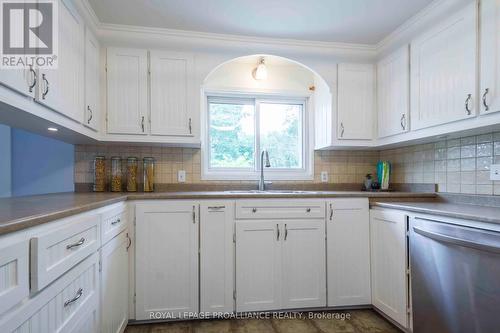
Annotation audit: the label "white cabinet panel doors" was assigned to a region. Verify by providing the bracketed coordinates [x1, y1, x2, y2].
[36, 0, 84, 122]
[377, 46, 410, 138]
[135, 202, 198, 320]
[84, 27, 100, 131]
[370, 209, 409, 329]
[337, 63, 375, 140]
[200, 202, 234, 313]
[235, 219, 325, 312]
[327, 198, 371, 307]
[480, 0, 500, 114]
[150, 51, 194, 137]
[411, 2, 477, 130]
[106, 48, 148, 135]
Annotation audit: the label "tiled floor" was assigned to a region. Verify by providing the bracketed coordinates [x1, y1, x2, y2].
[124, 309, 401, 333]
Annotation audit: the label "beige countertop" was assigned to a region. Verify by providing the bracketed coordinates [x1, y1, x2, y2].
[0, 191, 438, 236]
[371, 201, 500, 225]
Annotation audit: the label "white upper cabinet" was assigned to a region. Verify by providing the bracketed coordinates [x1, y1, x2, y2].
[337, 63, 375, 140]
[0, 67, 36, 98]
[377, 46, 410, 138]
[37, 0, 84, 122]
[84, 27, 100, 131]
[150, 51, 194, 137]
[411, 2, 477, 130]
[327, 199, 371, 307]
[106, 48, 148, 135]
[480, 0, 500, 114]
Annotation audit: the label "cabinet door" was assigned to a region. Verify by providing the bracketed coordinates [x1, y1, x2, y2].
[150, 51, 194, 136]
[135, 202, 198, 319]
[106, 48, 148, 135]
[327, 199, 371, 306]
[370, 209, 409, 328]
[37, 0, 84, 122]
[235, 221, 281, 312]
[84, 27, 100, 131]
[337, 63, 374, 140]
[200, 202, 234, 313]
[377, 46, 410, 138]
[101, 231, 129, 333]
[411, 2, 477, 129]
[281, 220, 326, 309]
[480, 0, 500, 114]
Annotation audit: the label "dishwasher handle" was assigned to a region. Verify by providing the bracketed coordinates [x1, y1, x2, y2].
[413, 225, 500, 254]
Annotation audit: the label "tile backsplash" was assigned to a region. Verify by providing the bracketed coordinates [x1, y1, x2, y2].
[74, 131, 500, 195]
[75, 145, 379, 188]
[380, 132, 500, 195]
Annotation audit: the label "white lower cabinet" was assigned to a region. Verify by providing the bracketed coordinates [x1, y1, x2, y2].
[101, 230, 130, 333]
[370, 208, 409, 329]
[135, 202, 199, 320]
[0, 253, 99, 333]
[235, 218, 325, 312]
[327, 198, 371, 306]
[200, 202, 234, 313]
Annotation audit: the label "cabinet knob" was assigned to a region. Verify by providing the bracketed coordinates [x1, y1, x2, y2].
[306, 208, 311, 213]
[252, 208, 257, 213]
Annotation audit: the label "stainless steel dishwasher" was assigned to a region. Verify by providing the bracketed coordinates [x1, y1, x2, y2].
[410, 216, 500, 333]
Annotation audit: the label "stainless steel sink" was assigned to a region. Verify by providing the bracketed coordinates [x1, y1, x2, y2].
[224, 190, 318, 194]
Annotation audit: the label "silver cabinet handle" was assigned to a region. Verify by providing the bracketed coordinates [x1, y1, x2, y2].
[111, 218, 121, 225]
[141, 116, 145, 132]
[329, 203, 333, 221]
[66, 237, 85, 250]
[400, 114, 406, 130]
[42, 74, 49, 99]
[276, 224, 280, 241]
[208, 206, 225, 210]
[465, 94, 472, 115]
[87, 106, 93, 124]
[483, 88, 490, 112]
[252, 208, 257, 213]
[340, 122, 345, 137]
[126, 232, 132, 251]
[284, 224, 288, 241]
[64, 288, 83, 307]
[28, 65, 37, 93]
[188, 118, 192, 134]
[192, 205, 196, 224]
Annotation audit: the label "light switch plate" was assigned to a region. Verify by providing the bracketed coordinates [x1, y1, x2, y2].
[178, 170, 186, 183]
[320, 171, 329, 183]
[490, 164, 500, 180]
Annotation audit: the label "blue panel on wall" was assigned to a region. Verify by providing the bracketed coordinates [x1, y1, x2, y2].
[0, 124, 11, 198]
[11, 128, 74, 196]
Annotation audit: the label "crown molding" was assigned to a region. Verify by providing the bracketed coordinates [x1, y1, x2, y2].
[97, 23, 377, 52]
[75, 0, 101, 32]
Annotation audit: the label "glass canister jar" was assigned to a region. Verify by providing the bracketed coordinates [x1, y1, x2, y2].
[126, 157, 138, 192]
[93, 156, 106, 192]
[143, 157, 155, 192]
[111, 157, 122, 192]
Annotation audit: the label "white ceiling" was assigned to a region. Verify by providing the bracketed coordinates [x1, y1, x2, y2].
[88, 0, 435, 44]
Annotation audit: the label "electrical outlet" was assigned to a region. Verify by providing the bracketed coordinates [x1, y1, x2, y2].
[178, 170, 186, 183]
[490, 164, 500, 180]
[321, 171, 329, 183]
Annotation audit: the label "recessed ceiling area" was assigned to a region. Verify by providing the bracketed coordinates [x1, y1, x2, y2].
[88, 0, 435, 44]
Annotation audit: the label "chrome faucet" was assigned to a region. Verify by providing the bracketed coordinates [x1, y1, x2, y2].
[259, 150, 271, 191]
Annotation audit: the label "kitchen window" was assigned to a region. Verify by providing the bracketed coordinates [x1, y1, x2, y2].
[202, 95, 313, 180]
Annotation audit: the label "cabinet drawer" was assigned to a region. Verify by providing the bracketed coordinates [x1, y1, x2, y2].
[0, 236, 29, 315]
[0, 253, 99, 333]
[30, 213, 100, 291]
[236, 200, 325, 219]
[101, 203, 127, 245]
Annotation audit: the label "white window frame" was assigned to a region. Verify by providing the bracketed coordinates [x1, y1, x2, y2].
[201, 91, 314, 181]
